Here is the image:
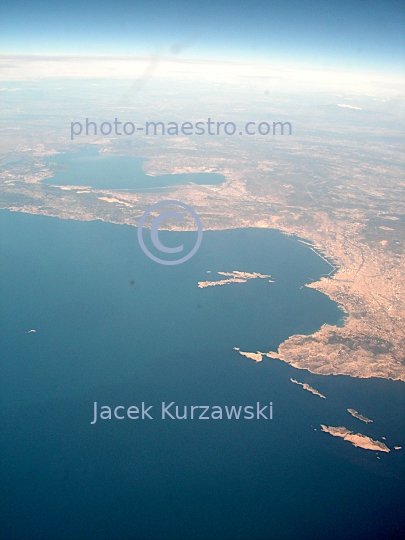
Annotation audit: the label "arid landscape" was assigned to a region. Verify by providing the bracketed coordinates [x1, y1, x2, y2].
[2, 121, 404, 382]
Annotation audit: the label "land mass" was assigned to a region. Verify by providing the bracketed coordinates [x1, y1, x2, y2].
[233, 348, 263, 363]
[1, 106, 404, 382]
[347, 408, 373, 423]
[320, 425, 390, 452]
[198, 270, 271, 288]
[290, 378, 326, 399]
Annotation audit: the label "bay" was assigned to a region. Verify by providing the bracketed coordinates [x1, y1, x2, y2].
[0, 210, 404, 540]
[43, 148, 225, 190]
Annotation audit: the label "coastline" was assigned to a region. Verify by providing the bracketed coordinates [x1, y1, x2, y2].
[2, 159, 404, 383]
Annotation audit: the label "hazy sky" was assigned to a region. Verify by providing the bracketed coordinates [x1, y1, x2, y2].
[0, 0, 404, 72]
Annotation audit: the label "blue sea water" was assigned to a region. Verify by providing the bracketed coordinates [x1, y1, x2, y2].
[0, 210, 404, 540]
[43, 148, 225, 190]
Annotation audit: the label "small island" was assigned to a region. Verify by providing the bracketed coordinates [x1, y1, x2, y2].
[234, 347, 263, 362]
[199, 270, 272, 288]
[290, 378, 326, 399]
[347, 409, 373, 423]
[320, 425, 390, 452]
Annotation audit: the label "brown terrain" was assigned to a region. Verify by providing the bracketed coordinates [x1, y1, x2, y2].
[1, 133, 404, 382]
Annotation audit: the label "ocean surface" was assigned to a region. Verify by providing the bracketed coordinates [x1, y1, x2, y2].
[0, 209, 404, 540]
[43, 148, 225, 190]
